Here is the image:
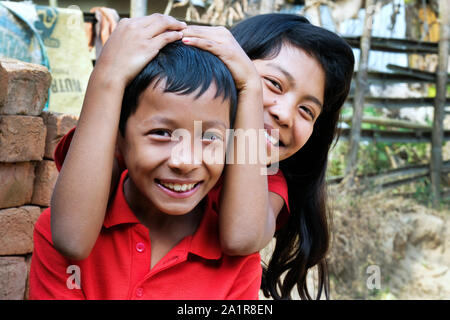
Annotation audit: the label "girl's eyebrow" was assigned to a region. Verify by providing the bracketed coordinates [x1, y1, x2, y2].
[267, 63, 295, 85]
[304, 95, 323, 111]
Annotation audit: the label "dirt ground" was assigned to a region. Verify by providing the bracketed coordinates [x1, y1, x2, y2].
[260, 184, 450, 300]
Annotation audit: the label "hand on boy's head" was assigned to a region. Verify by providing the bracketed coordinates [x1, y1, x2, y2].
[93, 14, 187, 88]
[182, 25, 261, 93]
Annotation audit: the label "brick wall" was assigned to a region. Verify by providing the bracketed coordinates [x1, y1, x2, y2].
[0, 58, 78, 300]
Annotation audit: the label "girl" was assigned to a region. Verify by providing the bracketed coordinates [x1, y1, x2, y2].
[51, 14, 354, 300]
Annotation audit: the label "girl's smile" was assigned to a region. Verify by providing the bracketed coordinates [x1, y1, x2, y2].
[254, 44, 325, 163]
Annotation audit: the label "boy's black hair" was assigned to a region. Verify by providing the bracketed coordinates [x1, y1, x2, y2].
[119, 40, 238, 135]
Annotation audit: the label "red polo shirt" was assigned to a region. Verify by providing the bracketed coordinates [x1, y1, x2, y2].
[29, 170, 262, 300]
[53, 127, 290, 229]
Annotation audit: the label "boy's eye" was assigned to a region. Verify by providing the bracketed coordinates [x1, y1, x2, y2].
[264, 78, 282, 93]
[299, 106, 315, 120]
[148, 129, 171, 138]
[203, 131, 223, 142]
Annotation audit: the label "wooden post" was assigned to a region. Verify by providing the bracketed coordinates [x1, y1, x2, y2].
[345, 0, 375, 182]
[49, 0, 58, 7]
[130, 0, 147, 18]
[430, 0, 449, 207]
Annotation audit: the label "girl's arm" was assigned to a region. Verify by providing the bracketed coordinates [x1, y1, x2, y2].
[51, 15, 186, 260]
[182, 27, 282, 255]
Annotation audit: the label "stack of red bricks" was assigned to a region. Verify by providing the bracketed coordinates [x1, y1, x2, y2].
[0, 58, 78, 300]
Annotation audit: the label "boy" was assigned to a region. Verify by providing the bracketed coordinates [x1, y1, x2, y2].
[29, 15, 262, 299]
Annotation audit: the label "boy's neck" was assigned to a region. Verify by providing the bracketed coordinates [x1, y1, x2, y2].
[122, 176, 204, 238]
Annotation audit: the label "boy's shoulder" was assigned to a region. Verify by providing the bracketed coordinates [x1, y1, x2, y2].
[34, 207, 52, 243]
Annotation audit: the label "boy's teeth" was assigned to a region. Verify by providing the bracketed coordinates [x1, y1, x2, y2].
[264, 131, 279, 146]
[160, 181, 196, 192]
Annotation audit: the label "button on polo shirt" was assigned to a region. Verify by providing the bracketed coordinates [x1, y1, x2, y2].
[29, 170, 262, 300]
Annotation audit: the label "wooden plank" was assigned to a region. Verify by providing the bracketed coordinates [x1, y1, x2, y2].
[339, 128, 450, 143]
[345, 97, 450, 109]
[386, 64, 450, 82]
[362, 71, 435, 83]
[328, 160, 450, 186]
[344, 36, 441, 54]
[340, 115, 431, 130]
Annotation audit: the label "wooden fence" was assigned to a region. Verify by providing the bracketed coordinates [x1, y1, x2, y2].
[337, 32, 450, 193]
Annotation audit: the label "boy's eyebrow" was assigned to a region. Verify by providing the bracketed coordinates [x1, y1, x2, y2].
[142, 116, 227, 129]
[142, 116, 178, 127]
[202, 120, 227, 130]
[267, 63, 323, 111]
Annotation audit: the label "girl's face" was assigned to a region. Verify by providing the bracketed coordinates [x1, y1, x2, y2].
[253, 44, 326, 163]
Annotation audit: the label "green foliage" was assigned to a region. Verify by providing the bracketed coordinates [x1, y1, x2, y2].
[328, 140, 430, 178]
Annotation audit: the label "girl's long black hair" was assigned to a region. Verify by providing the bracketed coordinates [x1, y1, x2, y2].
[231, 14, 355, 299]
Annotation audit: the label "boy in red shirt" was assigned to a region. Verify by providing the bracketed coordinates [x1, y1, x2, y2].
[29, 15, 262, 299]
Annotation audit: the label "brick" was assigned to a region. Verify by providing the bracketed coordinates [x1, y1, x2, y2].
[0, 115, 46, 162]
[41, 111, 77, 159]
[0, 58, 51, 116]
[0, 162, 36, 209]
[0, 256, 27, 300]
[31, 160, 58, 206]
[0, 206, 41, 255]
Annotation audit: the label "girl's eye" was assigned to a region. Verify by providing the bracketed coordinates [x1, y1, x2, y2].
[299, 106, 315, 120]
[265, 78, 282, 93]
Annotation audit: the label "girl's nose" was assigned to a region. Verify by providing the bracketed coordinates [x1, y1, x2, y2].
[267, 103, 294, 128]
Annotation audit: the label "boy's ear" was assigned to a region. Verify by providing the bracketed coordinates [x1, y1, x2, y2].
[115, 134, 126, 169]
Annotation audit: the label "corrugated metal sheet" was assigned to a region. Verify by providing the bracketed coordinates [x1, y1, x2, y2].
[281, 0, 408, 72]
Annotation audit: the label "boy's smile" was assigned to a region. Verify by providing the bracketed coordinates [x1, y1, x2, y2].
[118, 81, 230, 220]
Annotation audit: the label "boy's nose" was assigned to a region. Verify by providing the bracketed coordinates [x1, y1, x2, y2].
[167, 141, 202, 174]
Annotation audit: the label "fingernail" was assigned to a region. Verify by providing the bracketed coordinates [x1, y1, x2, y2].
[182, 37, 190, 43]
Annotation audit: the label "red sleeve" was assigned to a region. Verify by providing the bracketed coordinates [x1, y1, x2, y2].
[54, 127, 76, 172]
[225, 254, 262, 300]
[268, 169, 290, 231]
[29, 208, 86, 300]
[209, 170, 290, 231]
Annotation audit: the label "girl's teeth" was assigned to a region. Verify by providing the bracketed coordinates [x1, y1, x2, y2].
[265, 131, 279, 146]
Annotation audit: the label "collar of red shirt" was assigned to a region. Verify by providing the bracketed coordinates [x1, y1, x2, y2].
[103, 170, 222, 261]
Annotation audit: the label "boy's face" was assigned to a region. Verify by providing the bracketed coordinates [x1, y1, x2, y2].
[254, 44, 325, 163]
[118, 82, 230, 216]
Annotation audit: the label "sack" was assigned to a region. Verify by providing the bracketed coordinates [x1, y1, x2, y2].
[0, 1, 93, 116]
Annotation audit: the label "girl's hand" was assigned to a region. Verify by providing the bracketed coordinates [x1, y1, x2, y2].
[94, 14, 186, 88]
[181, 26, 261, 93]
